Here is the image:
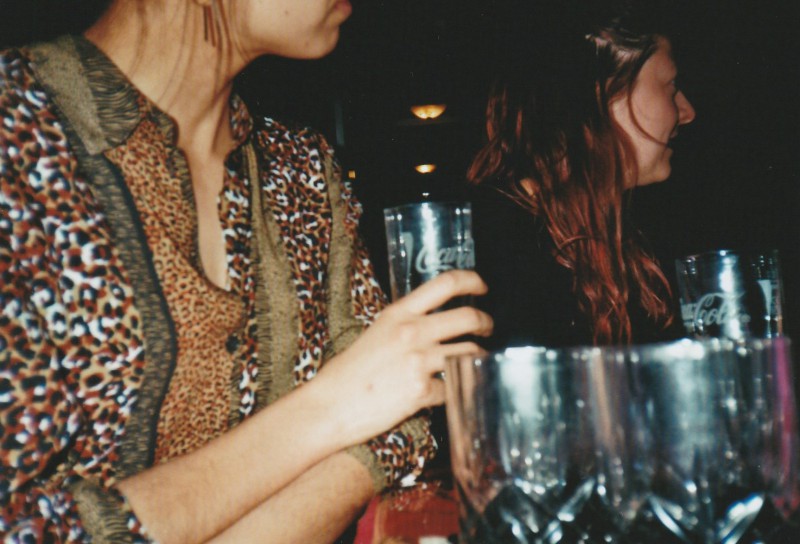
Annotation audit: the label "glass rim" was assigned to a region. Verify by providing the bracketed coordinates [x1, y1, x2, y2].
[446, 336, 791, 368]
[677, 247, 780, 264]
[382, 200, 472, 217]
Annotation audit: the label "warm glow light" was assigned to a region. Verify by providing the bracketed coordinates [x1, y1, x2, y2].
[415, 164, 437, 174]
[347, 170, 357, 180]
[410, 104, 447, 120]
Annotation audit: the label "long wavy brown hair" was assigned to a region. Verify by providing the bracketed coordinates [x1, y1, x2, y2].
[468, 12, 674, 345]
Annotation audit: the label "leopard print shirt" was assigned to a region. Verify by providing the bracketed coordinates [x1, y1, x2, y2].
[0, 37, 435, 542]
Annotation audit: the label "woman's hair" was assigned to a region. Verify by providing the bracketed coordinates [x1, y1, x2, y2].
[467, 6, 673, 344]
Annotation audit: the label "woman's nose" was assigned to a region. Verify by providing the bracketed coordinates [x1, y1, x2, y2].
[676, 91, 696, 125]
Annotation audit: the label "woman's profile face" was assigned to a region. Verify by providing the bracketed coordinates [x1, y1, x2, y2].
[234, 0, 353, 60]
[610, 38, 696, 187]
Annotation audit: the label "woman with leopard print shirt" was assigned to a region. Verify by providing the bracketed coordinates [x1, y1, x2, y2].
[0, 1, 492, 542]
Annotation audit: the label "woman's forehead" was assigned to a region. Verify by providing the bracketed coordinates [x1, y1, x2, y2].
[643, 40, 678, 79]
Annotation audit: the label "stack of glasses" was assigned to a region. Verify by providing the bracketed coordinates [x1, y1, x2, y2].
[444, 247, 797, 543]
[445, 339, 800, 543]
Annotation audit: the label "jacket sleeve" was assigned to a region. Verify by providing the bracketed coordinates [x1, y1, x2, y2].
[344, 233, 437, 491]
[257, 121, 437, 492]
[325, 148, 436, 491]
[1, 52, 151, 543]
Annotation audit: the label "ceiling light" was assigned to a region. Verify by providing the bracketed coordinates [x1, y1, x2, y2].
[415, 164, 437, 174]
[410, 104, 447, 120]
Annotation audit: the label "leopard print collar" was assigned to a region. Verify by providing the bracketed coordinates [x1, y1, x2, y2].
[27, 34, 253, 156]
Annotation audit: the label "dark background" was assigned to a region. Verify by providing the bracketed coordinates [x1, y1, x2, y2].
[251, 0, 800, 342]
[2, 0, 799, 340]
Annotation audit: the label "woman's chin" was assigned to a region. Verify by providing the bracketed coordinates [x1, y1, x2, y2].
[635, 164, 673, 187]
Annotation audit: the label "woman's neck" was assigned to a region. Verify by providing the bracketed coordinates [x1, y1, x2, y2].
[84, 0, 248, 158]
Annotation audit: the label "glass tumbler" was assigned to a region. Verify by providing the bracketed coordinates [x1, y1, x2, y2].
[675, 249, 784, 340]
[383, 201, 474, 306]
[445, 346, 611, 543]
[593, 338, 800, 543]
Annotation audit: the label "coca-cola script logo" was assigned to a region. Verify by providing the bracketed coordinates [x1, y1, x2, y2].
[402, 231, 475, 275]
[688, 291, 750, 327]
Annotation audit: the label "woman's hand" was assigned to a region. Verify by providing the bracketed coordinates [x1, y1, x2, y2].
[311, 270, 492, 448]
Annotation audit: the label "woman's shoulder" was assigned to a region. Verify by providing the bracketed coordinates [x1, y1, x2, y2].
[467, 183, 547, 248]
[253, 116, 335, 159]
[0, 45, 72, 172]
[468, 183, 524, 211]
[1, 36, 82, 96]
[250, 116, 351, 208]
[467, 182, 561, 297]
[468, 183, 543, 224]
[465, 183, 589, 349]
[0, 45, 36, 98]
[0, 41, 80, 134]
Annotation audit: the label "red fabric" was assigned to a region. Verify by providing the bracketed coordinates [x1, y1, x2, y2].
[354, 484, 458, 543]
[354, 496, 378, 544]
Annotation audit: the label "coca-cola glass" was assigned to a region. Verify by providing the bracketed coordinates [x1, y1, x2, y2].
[675, 249, 784, 340]
[383, 201, 475, 306]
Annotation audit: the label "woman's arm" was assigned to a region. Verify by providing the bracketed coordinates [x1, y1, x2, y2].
[207, 452, 374, 544]
[117, 271, 491, 544]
